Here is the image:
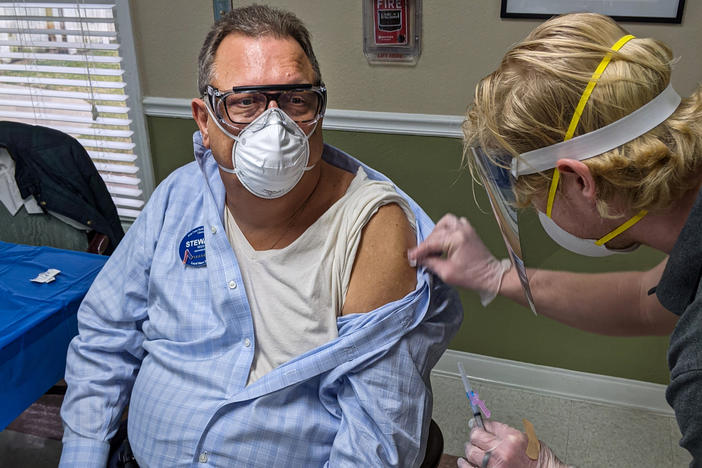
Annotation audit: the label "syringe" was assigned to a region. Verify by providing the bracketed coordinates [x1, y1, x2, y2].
[457, 362, 485, 430]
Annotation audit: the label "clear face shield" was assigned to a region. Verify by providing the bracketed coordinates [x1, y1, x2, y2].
[471, 146, 537, 312]
[471, 83, 681, 314]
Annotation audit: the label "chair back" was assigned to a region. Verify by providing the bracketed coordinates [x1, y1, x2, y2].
[0, 122, 123, 254]
[0, 192, 89, 252]
[420, 419, 445, 468]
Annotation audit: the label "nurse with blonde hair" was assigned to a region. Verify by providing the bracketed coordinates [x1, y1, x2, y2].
[409, 12, 702, 468]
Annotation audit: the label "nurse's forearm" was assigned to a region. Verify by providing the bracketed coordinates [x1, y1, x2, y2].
[497, 260, 675, 336]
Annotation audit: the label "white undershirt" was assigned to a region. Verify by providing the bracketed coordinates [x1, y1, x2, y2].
[225, 167, 415, 384]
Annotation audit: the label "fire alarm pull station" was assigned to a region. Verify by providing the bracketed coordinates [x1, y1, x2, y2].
[363, 0, 421, 65]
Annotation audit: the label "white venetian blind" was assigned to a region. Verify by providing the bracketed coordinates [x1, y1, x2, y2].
[0, 0, 147, 219]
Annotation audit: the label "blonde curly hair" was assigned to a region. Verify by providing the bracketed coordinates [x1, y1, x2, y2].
[465, 13, 702, 217]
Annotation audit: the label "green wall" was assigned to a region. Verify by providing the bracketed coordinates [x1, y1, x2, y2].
[147, 115, 670, 385]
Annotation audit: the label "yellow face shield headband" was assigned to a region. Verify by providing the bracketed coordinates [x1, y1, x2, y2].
[547, 34, 645, 246]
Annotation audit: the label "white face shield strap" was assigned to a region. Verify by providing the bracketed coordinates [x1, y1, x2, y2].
[510, 35, 682, 251]
[513, 83, 680, 249]
[511, 83, 681, 178]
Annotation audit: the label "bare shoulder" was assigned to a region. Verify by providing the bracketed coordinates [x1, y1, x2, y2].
[341, 202, 418, 315]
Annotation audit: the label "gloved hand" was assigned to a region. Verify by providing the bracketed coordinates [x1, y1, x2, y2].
[407, 214, 510, 306]
[458, 419, 571, 468]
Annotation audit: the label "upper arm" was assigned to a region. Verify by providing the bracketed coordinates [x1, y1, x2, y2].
[341, 203, 417, 316]
[640, 257, 678, 335]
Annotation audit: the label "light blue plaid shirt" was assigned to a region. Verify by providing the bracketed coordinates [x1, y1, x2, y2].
[59, 133, 463, 467]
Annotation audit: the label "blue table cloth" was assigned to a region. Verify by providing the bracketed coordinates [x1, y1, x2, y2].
[0, 241, 107, 429]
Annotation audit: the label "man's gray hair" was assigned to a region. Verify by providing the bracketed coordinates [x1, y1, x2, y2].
[197, 4, 322, 96]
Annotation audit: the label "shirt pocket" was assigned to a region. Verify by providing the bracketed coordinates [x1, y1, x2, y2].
[143, 265, 234, 357]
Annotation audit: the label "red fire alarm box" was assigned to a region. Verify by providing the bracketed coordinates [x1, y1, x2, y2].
[363, 0, 421, 65]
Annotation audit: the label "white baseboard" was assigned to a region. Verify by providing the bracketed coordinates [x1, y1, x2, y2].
[434, 349, 673, 416]
[143, 96, 193, 119]
[322, 109, 463, 137]
[142, 96, 464, 138]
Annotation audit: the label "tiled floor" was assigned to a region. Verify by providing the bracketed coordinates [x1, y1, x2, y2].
[430, 373, 692, 468]
[0, 430, 61, 468]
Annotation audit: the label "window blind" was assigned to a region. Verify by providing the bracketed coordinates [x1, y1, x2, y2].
[0, 0, 149, 219]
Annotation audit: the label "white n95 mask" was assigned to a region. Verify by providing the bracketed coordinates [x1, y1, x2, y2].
[210, 106, 315, 199]
[537, 211, 640, 257]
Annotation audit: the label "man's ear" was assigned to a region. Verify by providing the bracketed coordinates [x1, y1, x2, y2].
[555, 158, 596, 202]
[191, 98, 211, 148]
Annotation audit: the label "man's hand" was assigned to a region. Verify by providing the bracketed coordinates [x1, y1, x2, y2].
[458, 420, 570, 468]
[407, 214, 510, 305]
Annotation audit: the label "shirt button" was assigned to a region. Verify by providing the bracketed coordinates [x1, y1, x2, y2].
[228, 280, 237, 289]
[244, 338, 251, 348]
[199, 451, 208, 463]
[211, 225, 217, 234]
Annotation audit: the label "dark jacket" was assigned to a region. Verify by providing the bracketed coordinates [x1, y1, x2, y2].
[657, 185, 702, 466]
[0, 121, 124, 253]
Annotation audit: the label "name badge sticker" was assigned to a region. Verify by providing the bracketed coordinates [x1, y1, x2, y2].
[179, 226, 207, 267]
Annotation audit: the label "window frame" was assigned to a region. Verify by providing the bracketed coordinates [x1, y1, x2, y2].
[0, 0, 154, 222]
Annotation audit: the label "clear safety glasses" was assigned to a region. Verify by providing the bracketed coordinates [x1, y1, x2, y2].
[205, 83, 327, 134]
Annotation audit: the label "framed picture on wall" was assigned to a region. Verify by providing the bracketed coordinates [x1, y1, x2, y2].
[500, 0, 686, 23]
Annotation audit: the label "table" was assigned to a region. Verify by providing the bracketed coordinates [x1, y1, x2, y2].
[0, 241, 108, 430]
